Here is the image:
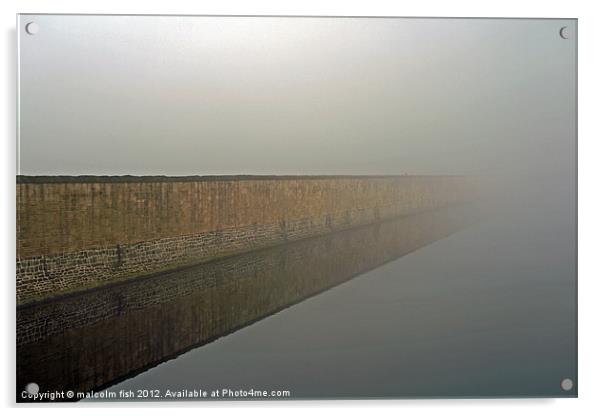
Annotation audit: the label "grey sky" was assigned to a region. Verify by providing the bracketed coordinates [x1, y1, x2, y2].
[18, 15, 576, 177]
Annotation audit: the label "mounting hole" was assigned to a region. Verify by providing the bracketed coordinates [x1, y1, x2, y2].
[25, 22, 39, 35]
[561, 378, 574, 391]
[25, 382, 39, 395]
[559, 26, 569, 40]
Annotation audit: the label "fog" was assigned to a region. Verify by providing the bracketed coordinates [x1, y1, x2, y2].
[18, 15, 575, 181]
[16, 16, 577, 398]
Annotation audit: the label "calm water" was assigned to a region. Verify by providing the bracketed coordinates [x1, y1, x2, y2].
[17, 195, 576, 400]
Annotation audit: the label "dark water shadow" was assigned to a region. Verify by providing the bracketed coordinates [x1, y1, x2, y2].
[17, 205, 477, 402]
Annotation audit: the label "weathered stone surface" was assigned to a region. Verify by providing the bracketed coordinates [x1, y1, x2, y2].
[16, 176, 476, 304]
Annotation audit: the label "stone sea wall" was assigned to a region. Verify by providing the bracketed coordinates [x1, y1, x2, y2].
[17, 206, 477, 397]
[16, 175, 476, 304]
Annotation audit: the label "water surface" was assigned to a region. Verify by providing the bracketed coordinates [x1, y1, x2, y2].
[17, 199, 576, 400]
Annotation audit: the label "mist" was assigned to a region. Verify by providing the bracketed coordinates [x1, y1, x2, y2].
[18, 15, 575, 183]
[16, 15, 578, 398]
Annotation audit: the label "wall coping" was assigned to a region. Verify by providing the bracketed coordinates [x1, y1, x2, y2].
[16, 174, 464, 184]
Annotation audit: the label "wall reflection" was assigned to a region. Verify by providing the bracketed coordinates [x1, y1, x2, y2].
[17, 206, 477, 401]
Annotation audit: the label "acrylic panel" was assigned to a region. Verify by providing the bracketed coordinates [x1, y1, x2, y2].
[16, 14, 577, 401]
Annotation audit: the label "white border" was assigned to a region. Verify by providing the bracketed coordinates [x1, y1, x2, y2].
[2, 1, 601, 415]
